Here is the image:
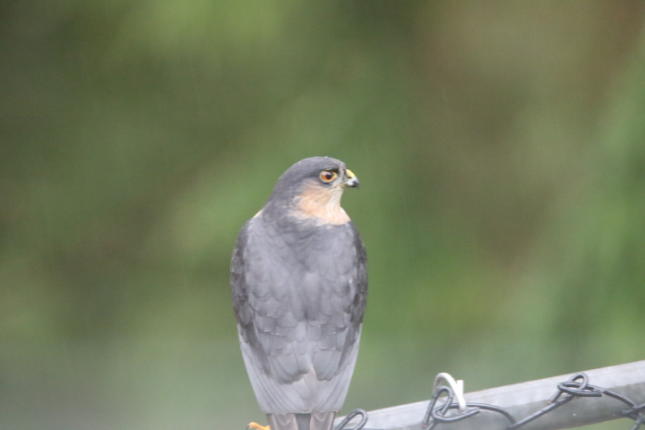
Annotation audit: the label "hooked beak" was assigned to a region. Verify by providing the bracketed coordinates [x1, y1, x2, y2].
[344, 169, 360, 188]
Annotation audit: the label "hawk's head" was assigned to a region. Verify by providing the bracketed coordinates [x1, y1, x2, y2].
[264, 156, 359, 225]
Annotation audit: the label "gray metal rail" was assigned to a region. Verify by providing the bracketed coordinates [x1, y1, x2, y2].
[336, 360, 645, 430]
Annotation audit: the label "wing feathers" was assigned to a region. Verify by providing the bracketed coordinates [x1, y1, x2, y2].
[231, 218, 367, 413]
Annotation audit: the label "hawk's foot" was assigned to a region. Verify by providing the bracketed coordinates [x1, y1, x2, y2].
[247, 422, 270, 430]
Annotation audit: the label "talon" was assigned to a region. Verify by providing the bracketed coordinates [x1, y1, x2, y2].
[247, 422, 271, 430]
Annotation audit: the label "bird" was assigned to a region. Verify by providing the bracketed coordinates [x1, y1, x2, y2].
[230, 156, 367, 430]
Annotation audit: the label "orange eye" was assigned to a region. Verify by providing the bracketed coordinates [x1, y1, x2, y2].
[319, 170, 338, 183]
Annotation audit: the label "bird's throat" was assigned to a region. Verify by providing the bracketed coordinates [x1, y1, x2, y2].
[290, 184, 350, 225]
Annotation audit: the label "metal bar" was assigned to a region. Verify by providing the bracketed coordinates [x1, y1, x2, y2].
[337, 360, 645, 430]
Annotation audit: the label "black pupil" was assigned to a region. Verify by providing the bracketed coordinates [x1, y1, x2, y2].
[323, 172, 333, 180]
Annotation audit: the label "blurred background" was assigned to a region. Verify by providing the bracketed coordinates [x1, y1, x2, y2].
[1, 1, 644, 429]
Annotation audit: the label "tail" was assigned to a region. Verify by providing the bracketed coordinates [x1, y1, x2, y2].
[267, 413, 336, 430]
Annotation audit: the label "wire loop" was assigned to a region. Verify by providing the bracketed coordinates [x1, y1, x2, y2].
[335, 408, 368, 430]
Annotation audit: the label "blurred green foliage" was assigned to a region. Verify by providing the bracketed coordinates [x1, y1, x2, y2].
[1, 1, 644, 429]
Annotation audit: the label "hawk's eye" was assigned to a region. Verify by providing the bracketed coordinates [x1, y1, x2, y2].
[319, 170, 338, 183]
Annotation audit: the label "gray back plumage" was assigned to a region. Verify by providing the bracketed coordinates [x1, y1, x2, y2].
[231, 213, 367, 415]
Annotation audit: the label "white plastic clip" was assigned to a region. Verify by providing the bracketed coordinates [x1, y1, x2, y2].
[433, 372, 466, 411]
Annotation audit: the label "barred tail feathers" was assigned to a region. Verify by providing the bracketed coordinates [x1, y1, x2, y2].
[267, 413, 335, 430]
